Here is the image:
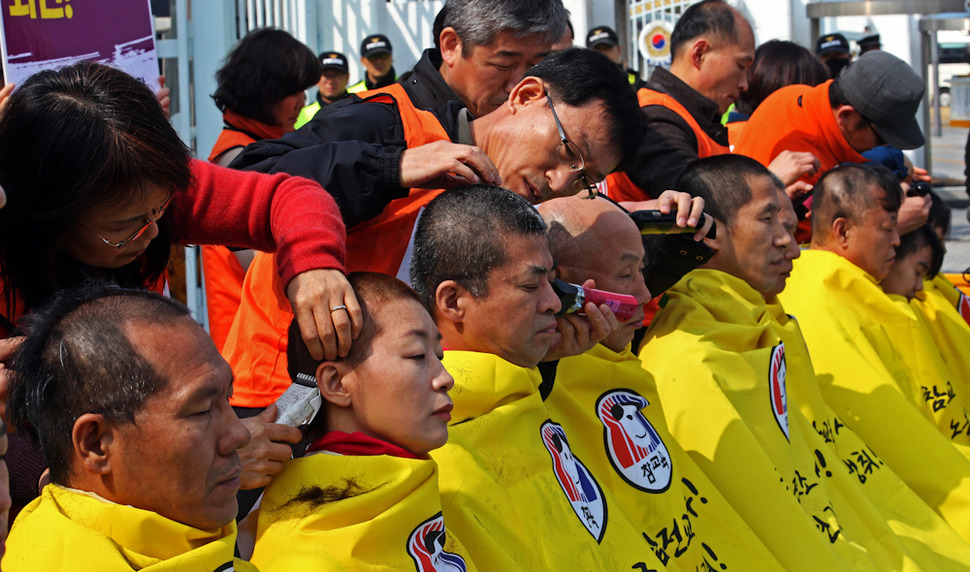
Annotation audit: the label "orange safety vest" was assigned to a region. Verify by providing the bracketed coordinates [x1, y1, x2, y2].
[223, 84, 451, 408]
[604, 88, 729, 203]
[201, 245, 246, 352]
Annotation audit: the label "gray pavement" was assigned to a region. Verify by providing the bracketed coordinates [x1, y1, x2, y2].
[928, 111, 969, 275]
[943, 204, 970, 275]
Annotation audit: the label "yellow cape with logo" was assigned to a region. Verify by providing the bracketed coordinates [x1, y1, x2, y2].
[4, 484, 254, 572]
[550, 344, 784, 570]
[250, 452, 476, 571]
[641, 269, 943, 571]
[780, 249, 970, 538]
[914, 275, 970, 394]
[780, 250, 970, 451]
[769, 296, 970, 566]
[433, 350, 667, 571]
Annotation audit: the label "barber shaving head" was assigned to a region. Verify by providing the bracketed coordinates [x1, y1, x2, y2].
[668, 0, 756, 115]
[810, 163, 902, 282]
[439, 0, 568, 117]
[7, 285, 251, 531]
[413, 47, 643, 203]
[540, 196, 652, 351]
[411, 185, 562, 369]
[679, 155, 795, 294]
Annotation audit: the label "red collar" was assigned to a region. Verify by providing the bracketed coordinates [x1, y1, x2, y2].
[306, 431, 423, 459]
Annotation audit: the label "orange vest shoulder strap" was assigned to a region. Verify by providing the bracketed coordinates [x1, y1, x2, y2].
[637, 88, 729, 157]
[208, 129, 256, 163]
[359, 83, 451, 147]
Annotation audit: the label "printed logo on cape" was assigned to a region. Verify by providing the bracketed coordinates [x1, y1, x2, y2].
[769, 343, 789, 441]
[596, 389, 672, 492]
[959, 293, 970, 326]
[540, 420, 608, 542]
[406, 512, 467, 572]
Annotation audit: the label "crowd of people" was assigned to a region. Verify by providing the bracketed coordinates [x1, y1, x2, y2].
[0, 0, 967, 569]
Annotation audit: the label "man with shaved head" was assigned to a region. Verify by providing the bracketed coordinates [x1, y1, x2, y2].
[538, 194, 783, 570]
[780, 164, 970, 541]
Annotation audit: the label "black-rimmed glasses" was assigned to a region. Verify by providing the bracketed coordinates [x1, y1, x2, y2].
[547, 94, 599, 198]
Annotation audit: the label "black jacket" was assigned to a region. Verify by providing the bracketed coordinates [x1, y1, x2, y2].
[627, 67, 728, 198]
[229, 95, 463, 228]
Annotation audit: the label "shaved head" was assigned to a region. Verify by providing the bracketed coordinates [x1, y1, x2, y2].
[540, 196, 640, 272]
[539, 195, 650, 352]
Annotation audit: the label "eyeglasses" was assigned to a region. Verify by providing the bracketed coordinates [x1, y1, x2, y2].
[859, 113, 886, 147]
[82, 192, 174, 249]
[547, 94, 600, 199]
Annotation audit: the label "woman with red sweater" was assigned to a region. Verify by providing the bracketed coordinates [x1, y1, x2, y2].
[0, 62, 360, 513]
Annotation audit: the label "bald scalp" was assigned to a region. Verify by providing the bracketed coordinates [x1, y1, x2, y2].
[811, 164, 902, 247]
[540, 196, 637, 272]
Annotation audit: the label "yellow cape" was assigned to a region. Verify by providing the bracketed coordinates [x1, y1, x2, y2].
[914, 275, 970, 396]
[780, 250, 970, 452]
[642, 269, 942, 570]
[768, 296, 970, 565]
[251, 452, 475, 571]
[4, 484, 254, 572]
[780, 250, 970, 537]
[434, 350, 667, 571]
[550, 344, 783, 570]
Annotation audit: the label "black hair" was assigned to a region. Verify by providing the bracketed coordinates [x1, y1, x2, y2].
[287, 273, 426, 435]
[670, 0, 739, 57]
[410, 184, 547, 313]
[676, 155, 782, 228]
[526, 48, 644, 167]
[0, 62, 191, 318]
[212, 28, 321, 125]
[828, 80, 849, 108]
[896, 225, 944, 279]
[737, 40, 830, 116]
[433, 4, 448, 50]
[813, 163, 903, 239]
[926, 189, 952, 239]
[7, 284, 191, 484]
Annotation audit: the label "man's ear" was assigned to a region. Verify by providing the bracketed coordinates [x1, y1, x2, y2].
[316, 362, 352, 408]
[506, 76, 545, 113]
[439, 27, 461, 68]
[72, 413, 115, 476]
[832, 216, 851, 249]
[688, 38, 710, 69]
[435, 280, 469, 324]
[834, 105, 858, 132]
[702, 217, 726, 252]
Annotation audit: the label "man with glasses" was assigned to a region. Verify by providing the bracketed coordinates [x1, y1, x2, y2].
[219, 49, 660, 424]
[734, 50, 928, 239]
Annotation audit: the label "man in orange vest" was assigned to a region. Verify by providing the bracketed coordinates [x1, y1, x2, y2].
[606, 0, 752, 201]
[734, 50, 929, 238]
[222, 48, 664, 415]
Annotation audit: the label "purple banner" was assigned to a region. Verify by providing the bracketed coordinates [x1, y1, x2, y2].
[0, 0, 158, 90]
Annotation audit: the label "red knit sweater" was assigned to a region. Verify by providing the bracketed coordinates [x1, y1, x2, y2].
[175, 159, 346, 288]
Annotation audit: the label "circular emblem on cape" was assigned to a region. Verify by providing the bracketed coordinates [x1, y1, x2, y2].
[406, 512, 467, 572]
[769, 343, 790, 441]
[596, 388, 672, 493]
[540, 420, 608, 542]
